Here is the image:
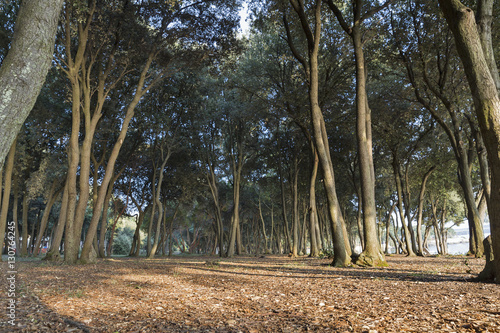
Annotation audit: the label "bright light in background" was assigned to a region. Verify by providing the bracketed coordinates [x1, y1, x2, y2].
[239, 2, 250, 36]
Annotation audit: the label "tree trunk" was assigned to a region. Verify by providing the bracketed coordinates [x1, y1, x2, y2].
[286, 0, 350, 266]
[385, 203, 396, 255]
[352, 24, 385, 267]
[98, 183, 114, 258]
[308, 145, 320, 257]
[291, 154, 299, 257]
[45, 182, 68, 261]
[416, 167, 435, 256]
[149, 149, 171, 259]
[20, 194, 29, 257]
[258, 197, 269, 254]
[392, 153, 416, 256]
[0, 138, 16, 259]
[33, 180, 61, 256]
[0, 0, 64, 167]
[438, 1, 500, 280]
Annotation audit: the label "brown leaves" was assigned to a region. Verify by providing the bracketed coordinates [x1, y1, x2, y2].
[1, 255, 499, 332]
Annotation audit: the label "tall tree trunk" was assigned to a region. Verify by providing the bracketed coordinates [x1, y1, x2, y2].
[291, 154, 299, 257]
[0, 139, 16, 258]
[12, 174, 20, 253]
[308, 145, 320, 257]
[438, 0, 500, 281]
[79, 50, 163, 263]
[149, 148, 171, 258]
[352, 25, 385, 267]
[286, 0, 350, 267]
[20, 194, 29, 257]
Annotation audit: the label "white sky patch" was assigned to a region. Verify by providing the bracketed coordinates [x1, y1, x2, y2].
[239, 2, 250, 37]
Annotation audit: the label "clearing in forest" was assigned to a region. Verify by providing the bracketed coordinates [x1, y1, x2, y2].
[1, 255, 499, 332]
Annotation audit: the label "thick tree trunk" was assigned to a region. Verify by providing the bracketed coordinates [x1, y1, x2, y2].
[438, 0, 500, 282]
[458, 150, 485, 257]
[0, 0, 64, 167]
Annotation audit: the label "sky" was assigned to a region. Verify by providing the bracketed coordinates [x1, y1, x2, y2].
[239, 2, 250, 36]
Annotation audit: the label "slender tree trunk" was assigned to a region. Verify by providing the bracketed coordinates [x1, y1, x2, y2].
[258, 197, 269, 253]
[98, 183, 114, 258]
[308, 145, 320, 257]
[45, 182, 68, 261]
[33, 181, 61, 256]
[416, 167, 435, 256]
[291, 154, 299, 257]
[352, 25, 385, 266]
[285, 0, 349, 266]
[0, 138, 16, 259]
[385, 203, 396, 255]
[392, 153, 416, 256]
[20, 194, 29, 257]
[12, 174, 20, 253]
[149, 149, 171, 258]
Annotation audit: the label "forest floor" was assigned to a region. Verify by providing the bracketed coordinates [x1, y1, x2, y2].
[1, 254, 499, 332]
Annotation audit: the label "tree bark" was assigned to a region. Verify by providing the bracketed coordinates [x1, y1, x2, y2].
[287, 0, 350, 267]
[438, 0, 500, 282]
[0, 0, 64, 167]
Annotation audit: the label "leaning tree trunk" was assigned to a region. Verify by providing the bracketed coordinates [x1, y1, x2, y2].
[438, 0, 500, 282]
[45, 182, 68, 261]
[0, 0, 64, 168]
[33, 180, 61, 256]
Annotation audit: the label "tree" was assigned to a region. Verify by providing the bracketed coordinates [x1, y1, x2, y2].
[0, 0, 63, 170]
[438, 0, 500, 282]
[283, 0, 350, 266]
[325, 0, 392, 267]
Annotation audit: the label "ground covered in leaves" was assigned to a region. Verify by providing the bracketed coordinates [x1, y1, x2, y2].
[1, 254, 499, 332]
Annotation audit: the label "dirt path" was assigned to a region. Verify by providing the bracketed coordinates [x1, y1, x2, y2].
[1, 255, 499, 332]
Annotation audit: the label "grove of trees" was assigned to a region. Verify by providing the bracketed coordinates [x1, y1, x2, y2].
[0, 0, 499, 283]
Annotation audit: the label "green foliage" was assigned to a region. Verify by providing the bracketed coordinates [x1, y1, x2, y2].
[112, 227, 135, 256]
